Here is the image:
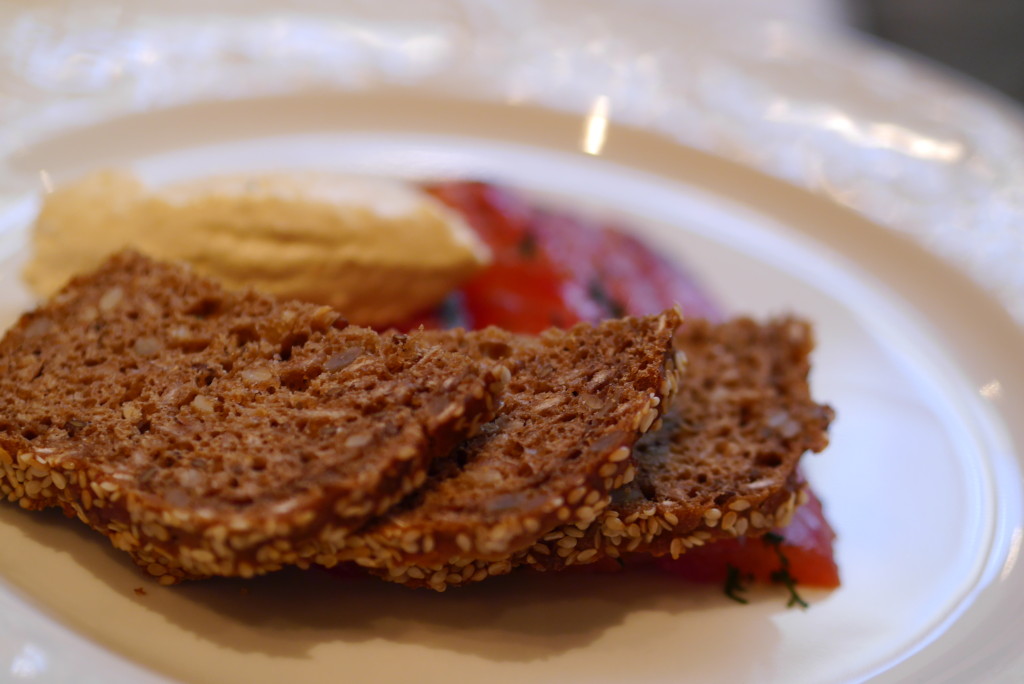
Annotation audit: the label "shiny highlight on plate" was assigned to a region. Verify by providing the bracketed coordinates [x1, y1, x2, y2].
[980, 380, 1002, 400]
[764, 101, 965, 163]
[581, 95, 610, 156]
[1001, 527, 1022, 582]
[38, 170, 54, 194]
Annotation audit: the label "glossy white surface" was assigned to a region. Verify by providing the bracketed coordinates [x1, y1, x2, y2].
[0, 3, 1022, 683]
[3, 1, 1024, 324]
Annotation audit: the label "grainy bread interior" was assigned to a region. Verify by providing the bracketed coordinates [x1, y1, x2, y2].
[372, 317, 832, 589]
[333, 311, 684, 583]
[523, 317, 833, 571]
[0, 249, 832, 592]
[0, 252, 503, 583]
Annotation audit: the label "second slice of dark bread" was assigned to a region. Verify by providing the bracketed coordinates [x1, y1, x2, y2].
[369, 317, 832, 589]
[520, 316, 833, 572]
[330, 310, 684, 581]
[0, 252, 503, 583]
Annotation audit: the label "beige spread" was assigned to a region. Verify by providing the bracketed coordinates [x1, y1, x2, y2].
[24, 170, 490, 326]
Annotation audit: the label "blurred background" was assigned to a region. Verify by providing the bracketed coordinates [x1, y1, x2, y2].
[754, 0, 1024, 103]
[2, 0, 1022, 105]
[854, 0, 1024, 103]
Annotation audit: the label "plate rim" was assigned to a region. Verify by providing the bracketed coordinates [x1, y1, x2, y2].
[1, 3, 1024, 682]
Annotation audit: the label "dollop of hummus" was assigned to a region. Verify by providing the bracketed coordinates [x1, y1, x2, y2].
[24, 170, 490, 326]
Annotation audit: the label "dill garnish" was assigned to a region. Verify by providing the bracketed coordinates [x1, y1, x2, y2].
[437, 292, 469, 329]
[763, 532, 809, 609]
[587, 279, 626, 318]
[724, 564, 750, 604]
[517, 232, 537, 258]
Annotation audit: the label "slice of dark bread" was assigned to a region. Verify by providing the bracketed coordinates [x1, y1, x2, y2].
[329, 310, 684, 583]
[0, 251, 504, 583]
[522, 317, 832, 571]
[373, 317, 832, 589]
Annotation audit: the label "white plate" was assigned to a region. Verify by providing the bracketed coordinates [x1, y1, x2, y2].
[1, 3, 1023, 683]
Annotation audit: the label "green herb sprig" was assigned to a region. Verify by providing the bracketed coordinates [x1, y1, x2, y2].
[723, 564, 750, 604]
[763, 532, 809, 609]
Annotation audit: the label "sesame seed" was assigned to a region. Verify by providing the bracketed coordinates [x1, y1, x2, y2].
[703, 508, 721, 527]
[728, 499, 751, 512]
[639, 408, 658, 433]
[191, 395, 216, 414]
[604, 517, 625, 533]
[576, 549, 598, 563]
[567, 486, 587, 505]
[191, 549, 216, 564]
[98, 287, 123, 312]
[344, 433, 372, 449]
[721, 511, 738, 531]
[608, 446, 631, 463]
[488, 561, 510, 575]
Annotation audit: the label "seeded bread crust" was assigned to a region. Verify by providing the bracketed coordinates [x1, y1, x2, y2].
[329, 310, 684, 579]
[521, 317, 832, 573]
[0, 252, 503, 583]
[377, 317, 832, 589]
